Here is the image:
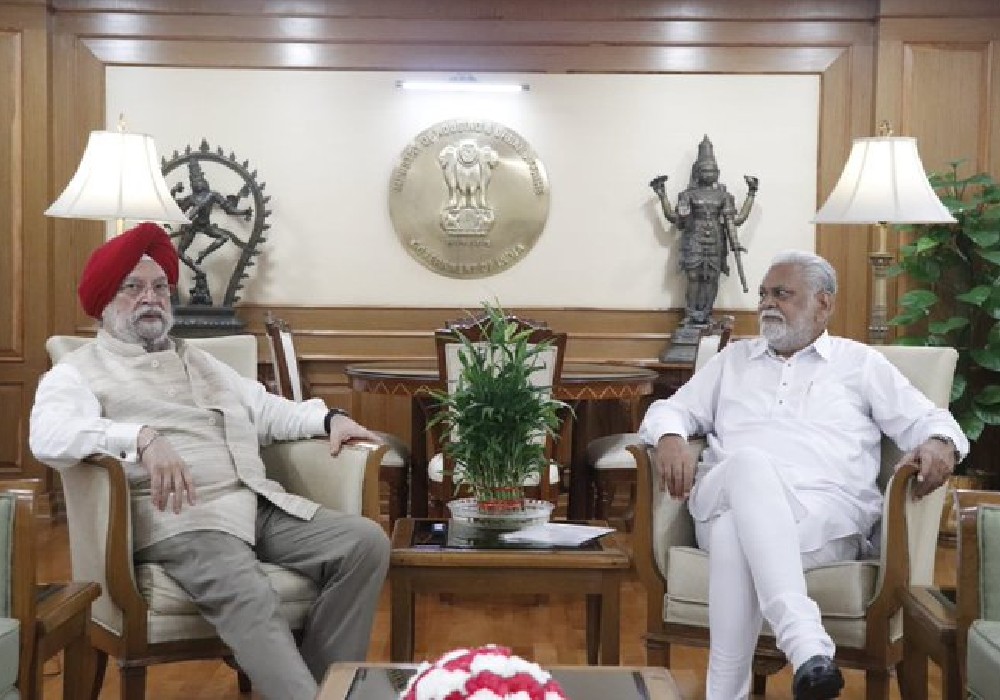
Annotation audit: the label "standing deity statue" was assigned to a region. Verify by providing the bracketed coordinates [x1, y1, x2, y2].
[650, 136, 759, 326]
[168, 159, 253, 305]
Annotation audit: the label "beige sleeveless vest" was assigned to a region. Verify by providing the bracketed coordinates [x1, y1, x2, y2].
[62, 331, 319, 551]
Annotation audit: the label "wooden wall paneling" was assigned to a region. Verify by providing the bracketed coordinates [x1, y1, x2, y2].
[48, 27, 108, 337]
[816, 45, 876, 341]
[57, 15, 873, 46]
[0, 31, 20, 358]
[239, 304, 761, 365]
[0, 28, 25, 483]
[0, 385, 26, 478]
[876, 11, 1000, 339]
[77, 40, 857, 74]
[0, 1, 56, 510]
[51, 0, 877, 22]
[880, 0, 1000, 16]
[991, 42, 1000, 177]
[903, 43, 989, 175]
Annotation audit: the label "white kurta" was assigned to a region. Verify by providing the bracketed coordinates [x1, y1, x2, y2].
[30, 331, 331, 550]
[639, 332, 968, 552]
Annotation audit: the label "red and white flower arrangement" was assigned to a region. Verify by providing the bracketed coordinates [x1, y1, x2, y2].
[399, 645, 568, 700]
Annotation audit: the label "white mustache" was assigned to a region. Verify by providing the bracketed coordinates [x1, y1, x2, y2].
[759, 311, 785, 322]
[133, 306, 165, 321]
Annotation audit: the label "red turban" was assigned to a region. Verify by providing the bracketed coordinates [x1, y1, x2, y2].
[77, 222, 179, 318]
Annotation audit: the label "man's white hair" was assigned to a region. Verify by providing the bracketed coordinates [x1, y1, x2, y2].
[769, 250, 838, 295]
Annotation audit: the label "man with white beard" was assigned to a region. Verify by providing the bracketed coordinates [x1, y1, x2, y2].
[638, 249, 966, 700]
[30, 223, 389, 700]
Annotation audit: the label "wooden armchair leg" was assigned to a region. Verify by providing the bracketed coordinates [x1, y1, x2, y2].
[899, 635, 930, 700]
[62, 631, 96, 700]
[89, 648, 108, 700]
[593, 477, 614, 520]
[118, 663, 147, 700]
[223, 655, 252, 694]
[644, 633, 670, 668]
[864, 669, 890, 700]
[751, 655, 783, 697]
[386, 480, 407, 531]
[237, 669, 251, 693]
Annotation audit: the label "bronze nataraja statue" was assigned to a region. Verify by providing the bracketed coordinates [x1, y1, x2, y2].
[650, 135, 758, 327]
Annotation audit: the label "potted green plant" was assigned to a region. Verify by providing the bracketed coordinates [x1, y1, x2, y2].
[427, 301, 568, 514]
[888, 159, 1000, 496]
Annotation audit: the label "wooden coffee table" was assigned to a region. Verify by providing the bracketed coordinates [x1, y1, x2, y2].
[319, 663, 682, 700]
[389, 518, 631, 665]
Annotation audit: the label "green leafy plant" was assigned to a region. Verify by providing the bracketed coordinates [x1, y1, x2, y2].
[889, 160, 1000, 444]
[427, 301, 568, 501]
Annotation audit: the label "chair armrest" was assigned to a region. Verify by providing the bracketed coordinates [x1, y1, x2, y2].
[261, 439, 385, 521]
[865, 463, 916, 629]
[35, 581, 101, 662]
[59, 456, 148, 642]
[629, 440, 701, 633]
[864, 461, 952, 656]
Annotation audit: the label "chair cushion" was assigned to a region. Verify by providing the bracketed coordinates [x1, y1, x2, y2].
[136, 562, 317, 644]
[663, 545, 883, 649]
[586, 433, 638, 470]
[979, 504, 1000, 621]
[967, 619, 1000, 700]
[0, 618, 18, 693]
[428, 453, 561, 486]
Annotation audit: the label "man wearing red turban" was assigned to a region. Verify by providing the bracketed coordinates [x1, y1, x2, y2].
[76, 221, 180, 319]
[29, 223, 390, 700]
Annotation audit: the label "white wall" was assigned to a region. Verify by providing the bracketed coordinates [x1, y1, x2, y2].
[107, 69, 819, 310]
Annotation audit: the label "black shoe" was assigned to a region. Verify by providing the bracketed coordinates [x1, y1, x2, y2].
[792, 655, 844, 699]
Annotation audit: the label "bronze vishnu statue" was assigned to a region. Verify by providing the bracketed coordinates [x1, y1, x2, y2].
[650, 136, 758, 327]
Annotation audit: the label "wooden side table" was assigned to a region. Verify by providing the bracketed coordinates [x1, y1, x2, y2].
[899, 586, 962, 700]
[389, 518, 631, 665]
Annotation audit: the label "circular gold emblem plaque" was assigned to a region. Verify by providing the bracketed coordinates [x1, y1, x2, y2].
[388, 119, 550, 279]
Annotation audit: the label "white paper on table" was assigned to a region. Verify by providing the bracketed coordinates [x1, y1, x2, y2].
[499, 523, 615, 546]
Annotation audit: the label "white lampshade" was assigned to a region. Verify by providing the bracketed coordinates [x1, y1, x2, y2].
[46, 130, 189, 224]
[814, 136, 956, 224]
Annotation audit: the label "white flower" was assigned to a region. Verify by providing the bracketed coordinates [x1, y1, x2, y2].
[412, 668, 470, 700]
[465, 691, 503, 700]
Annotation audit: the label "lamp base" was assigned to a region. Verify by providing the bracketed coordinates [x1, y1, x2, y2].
[170, 305, 245, 338]
[868, 246, 893, 345]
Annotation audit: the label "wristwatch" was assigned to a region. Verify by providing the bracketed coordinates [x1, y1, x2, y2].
[323, 408, 349, 435]
[929, 434, 961, 463]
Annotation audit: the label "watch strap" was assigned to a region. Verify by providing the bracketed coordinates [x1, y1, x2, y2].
[323, 408, 349, 435]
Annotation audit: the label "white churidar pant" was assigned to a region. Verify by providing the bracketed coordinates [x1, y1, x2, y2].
[693, 447, 860, 700]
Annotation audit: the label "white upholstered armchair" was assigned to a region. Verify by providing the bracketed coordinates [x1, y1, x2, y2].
[263, 313, 411, 528]
[44, 334, 384, 700]
[629, 345, 958, 700]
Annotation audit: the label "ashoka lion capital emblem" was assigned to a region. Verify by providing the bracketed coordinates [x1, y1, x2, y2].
[438, 139, 499, 234]
[388, 119, 550, 279]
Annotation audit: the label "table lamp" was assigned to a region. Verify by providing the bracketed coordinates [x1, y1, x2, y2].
[814, 121, 956, 344]
[45, 116, 189, 235]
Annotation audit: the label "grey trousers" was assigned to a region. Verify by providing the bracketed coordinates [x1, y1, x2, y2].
[135, 498, 390, 700]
